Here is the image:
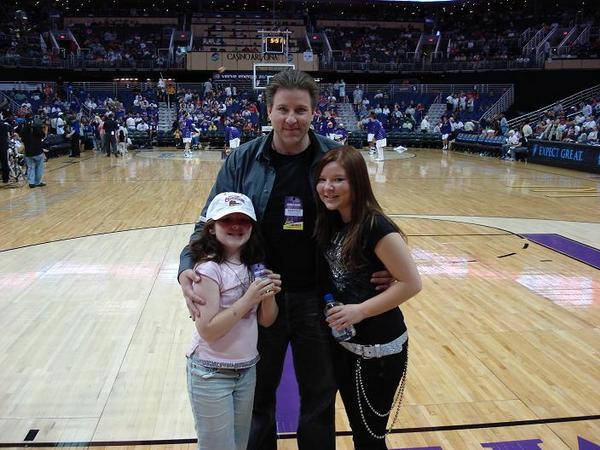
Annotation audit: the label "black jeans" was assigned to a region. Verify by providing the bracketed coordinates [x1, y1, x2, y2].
[332, 340, 408, 450]
[248, 290, 336, 450]
[1, 145, 8, 183]
[70, 133, 80, 156]
[103, 134, 117, 155]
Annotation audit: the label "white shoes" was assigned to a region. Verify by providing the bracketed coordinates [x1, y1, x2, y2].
[183, 149, 193, 158]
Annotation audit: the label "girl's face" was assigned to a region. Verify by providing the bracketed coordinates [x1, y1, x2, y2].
[316, 161, 352, 223]
[213, 213, 253, 255]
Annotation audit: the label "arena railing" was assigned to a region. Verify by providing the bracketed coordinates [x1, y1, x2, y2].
[522, 26, 548, 57]
[319, 58, 542, 73]
[0, 91, 21, 114]
[480, 86, 515, 122]
[558, 24, 591, 56]
[507, 83, 600, 128]
[0, 54, 184, 70]
[322, 82, 513, 99]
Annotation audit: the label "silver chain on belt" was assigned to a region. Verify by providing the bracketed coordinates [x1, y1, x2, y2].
[354, 342, 409, 440]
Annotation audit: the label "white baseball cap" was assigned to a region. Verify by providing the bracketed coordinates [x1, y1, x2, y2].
[206, 192, 257, 222]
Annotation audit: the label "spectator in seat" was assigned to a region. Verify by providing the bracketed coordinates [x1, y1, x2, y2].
[500, 130, 518, 159]
[587, 126, 598, 144]
[419, 116, 430, 133]
[521, 122, 533, 139]
[464, 119, 475, 133]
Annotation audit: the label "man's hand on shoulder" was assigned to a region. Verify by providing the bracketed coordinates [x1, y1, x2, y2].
[179, 268, 205, 320]
[370, 269, 395, 291]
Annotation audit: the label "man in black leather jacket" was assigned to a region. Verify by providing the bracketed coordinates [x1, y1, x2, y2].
[179, 70, 340, 450]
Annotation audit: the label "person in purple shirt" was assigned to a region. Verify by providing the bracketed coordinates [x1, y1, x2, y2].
[361, 114, 378, 155]
[367, 112, 387, 160]
[182, 114, 197, 157]
[332, 122, 349, 145]
[440, 116, 452, 150]
[373, 119, 387, 161]
[224, 121, 242, 156]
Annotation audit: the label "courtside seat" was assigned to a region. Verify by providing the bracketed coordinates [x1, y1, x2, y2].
[347, 131, 366, 148]
[129, 130, 152, 148]
[423, 132, 442, 148]
[156, 130, 173, 146]
[454, 133, 504, 156]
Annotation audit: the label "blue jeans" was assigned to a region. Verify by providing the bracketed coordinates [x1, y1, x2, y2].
[186, 357, 256, 450]
[25, 154, 45, 185]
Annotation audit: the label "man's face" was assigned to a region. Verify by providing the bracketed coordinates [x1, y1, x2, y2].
[268, 88, 314, 154]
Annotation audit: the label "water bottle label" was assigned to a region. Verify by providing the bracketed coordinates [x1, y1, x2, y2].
[251, 263, 268, 280]
[332, 327, 356, 342]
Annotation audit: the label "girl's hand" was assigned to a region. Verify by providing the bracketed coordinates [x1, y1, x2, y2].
[325, 304, 365, 331]
[244, 278, 279, 305]
[263, 270, 282, 292]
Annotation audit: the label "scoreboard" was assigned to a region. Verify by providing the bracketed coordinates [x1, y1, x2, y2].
[264, 36, 286, 54]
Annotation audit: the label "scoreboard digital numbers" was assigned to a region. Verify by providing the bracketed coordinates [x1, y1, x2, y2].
[264, 36, 285, 54]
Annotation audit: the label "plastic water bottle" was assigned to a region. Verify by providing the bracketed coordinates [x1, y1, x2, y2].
[251, 263, 268, 280]
[323, 293, 356, 342]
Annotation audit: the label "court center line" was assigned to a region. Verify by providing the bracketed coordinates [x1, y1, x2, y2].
[1, 415, 597, 446]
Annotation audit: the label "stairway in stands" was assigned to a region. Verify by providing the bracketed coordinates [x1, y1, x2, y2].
[425, 103, 447, 128]
[336, 102, 359, 131]
[158, 101, 177, 132]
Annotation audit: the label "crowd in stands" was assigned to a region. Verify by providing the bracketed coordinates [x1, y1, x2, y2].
[317, 0, 600, 67]
[327, 27, 421, 66]
[172, 83, 264, 151]
[3, 77, 598, 164]
[446, 28, 524, 63]
[3, 82, 162, 155]
[1, 0, 598, 70]
[66, 24, 169, 67]
[525, 97, 599, 145]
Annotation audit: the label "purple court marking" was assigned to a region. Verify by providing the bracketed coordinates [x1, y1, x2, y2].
[523, 234, 600, 270]
[480, 439, 543, 449]
[275, 345, 300, 433]
[578, 436, 600, 450]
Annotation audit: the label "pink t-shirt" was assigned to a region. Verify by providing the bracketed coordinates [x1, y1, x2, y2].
[186, 260, 259, 367]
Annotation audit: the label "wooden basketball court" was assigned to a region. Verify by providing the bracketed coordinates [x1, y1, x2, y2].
[0, 146, 598, 450]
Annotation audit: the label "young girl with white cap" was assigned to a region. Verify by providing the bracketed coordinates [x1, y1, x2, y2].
[186, 192, 280, 450]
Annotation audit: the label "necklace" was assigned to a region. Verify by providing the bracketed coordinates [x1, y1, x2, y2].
[223, 260, 250, 292]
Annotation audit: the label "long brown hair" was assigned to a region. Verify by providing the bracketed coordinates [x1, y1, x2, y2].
[190, 219, 265, 266]
[314, 146, 405, 267]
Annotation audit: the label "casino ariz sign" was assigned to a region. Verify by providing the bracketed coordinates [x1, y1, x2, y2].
[226, 52, 282, 61]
